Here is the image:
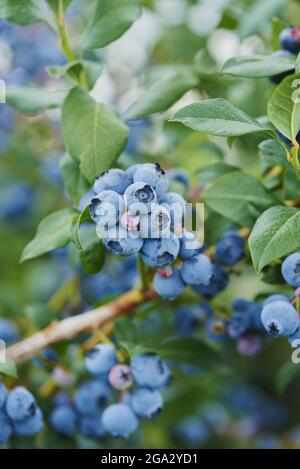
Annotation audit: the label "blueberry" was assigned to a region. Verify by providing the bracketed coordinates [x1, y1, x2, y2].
[192, 265, 229, 297]
[93, 169, 132, 195]
[179, 231, 204, 260]
[205, 318, 227, 342]
[167, 169, 189, 188]
[0, 320, 18, 344]
[0, 383, 8, 409]
[280, 27, 300, 54]
[263, 294, 290, 307]
[90, 190, 124, 227]
[248, 302, 264, 332]
[125, 120, 149, 156]
[53, 391, 70, 407]
[124, 182, 157, 214]
[130, 388, 163, 418]
[6, 387, 37, 422]
[177, 417, 209, 445]
[125, 164, 143, 179]
[14, 407, 44, 436]
[160, 192, 186, 227]
[174, 303, 212, 336]
[50, 406, 78, 435]
[288, 327, 300, 346]
[237, 334, 262, 356]
[133, 163, 169, 198]
[0, 182, 35, 223]
[79, 415, 106, 439]
[79, 188, 94, 211]
[215, 230, 245, 266]
[228, 311, 251, 339]
[0, 411, 13, 444]
[282, 252, 300, 287]
[108, 364, 133, 390]
[74, 380, 111, 416]
[232, 298, 251, 312]
[85, 344, 117, 375]
[131, 354, 172, 389]
[261, 301, 299, 337]
[180, 254, 212, 286]
[139, 204, 171, 238]
[153, 268, 185, 300]
[103, 226, 144, 256]
[141, 236, 180, 268]
[269, 50, 294, 84]
[101, 404, 139, 438]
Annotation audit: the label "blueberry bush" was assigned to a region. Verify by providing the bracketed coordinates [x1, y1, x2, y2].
[1, 0, 300, 450]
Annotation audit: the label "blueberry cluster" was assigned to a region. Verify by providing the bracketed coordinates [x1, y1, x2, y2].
[0, 385, 44, 444]
[260, 253, 300, 345]
[270, 25, 300, 84]
[89, 165, 245, 301]
[50, 344, 171, 439]
[0, 319, 18, 345]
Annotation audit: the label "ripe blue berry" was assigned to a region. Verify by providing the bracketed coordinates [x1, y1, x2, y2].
[215, 230, 245, 266]
[174, 303, 212, 336]
[93, 169, 132, 195]
[6, 387, 37, 422]
[0, 319, 18, 344]
[180, 254, 212, 286]
[133, 163, 169, 198]
[263, 294, 290, 307]
[160, 192, 186, 227]
[141, 236, 180, 268]
[125, 164, 143, 179]
[124, 182, 157, 214]
[90, 190, 124, 227]
[131, 354, 172, 389]
[205, 318, 227, 342]
[280, 27, 300, 54]
[282, 252, 300, 287]
[74, 380, 111, 416]
[179, 231, 204, 260]
[167, 169, 189, 188]
[232, 298, 251, 312]
[288, 327, 300, 346]
[192, 265, 228, 297]
[261, 301, 299, 337]
[79, 415, 106, 439]
[85, 344, 117, 376]
[50, 406, 78, 435]
[139, 204, 171, 238]
[228, 311, 251, 339]
[248, 302, 264, 332]
[103, 226, 143, 256]
[0, 411, 13, 444]
[153, 268, 185, 300]
[0, 384, 8, 408]
[130, 388, 163, 418]
[177, 417, 209, 445]
[14, 408, 44, 436]
[101, 404, 138, 438]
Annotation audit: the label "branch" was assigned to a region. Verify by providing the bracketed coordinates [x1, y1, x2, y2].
[6, 288, 156, 364]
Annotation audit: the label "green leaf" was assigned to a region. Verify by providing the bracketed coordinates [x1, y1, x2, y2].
[0, 361, 17, 379]
[60, 154, 90, 204]
[125, 67, 199, 120]
[80, 241, 105, 275]
[21, 208, 77, 262]
[222, 55, 295, 78]
[82, 0, 142, 49]
[46, 60, 103, 90]
[267, 74, 300, 140]
[249, 206, 300, 272]
[6, 86, 67, 113]
[258, 139, 290, 169]
[203, 171, 276, 227]
[197, 162, 238, 188]
[72, 206, 93, 250]
[0, 0, 56, 29]
[284, 170, 300, 199]
[159, 337, 220, 371]
[238, 0, 285, 40]
[61, 87, 128, 183]
[171, 99, 269, 137]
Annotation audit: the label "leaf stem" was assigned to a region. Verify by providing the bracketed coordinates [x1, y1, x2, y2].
[138, 254, 149, 290]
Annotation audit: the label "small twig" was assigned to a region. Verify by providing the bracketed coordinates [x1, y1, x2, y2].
[6, 288, 156, 364]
